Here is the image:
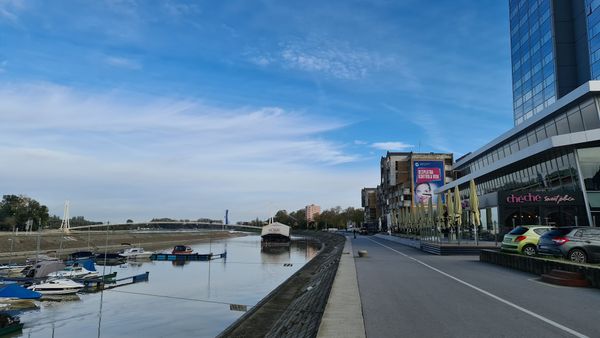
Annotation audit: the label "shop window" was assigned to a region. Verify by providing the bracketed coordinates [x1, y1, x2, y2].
[577, 147, 600, 191]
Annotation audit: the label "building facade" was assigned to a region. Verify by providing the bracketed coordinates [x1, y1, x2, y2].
[305, 204, 321, 222]
[510, 0, 600, 126]
[438, 0, 600, 234]
[378, 152, 453, 230]
[361, 188, 378, 226]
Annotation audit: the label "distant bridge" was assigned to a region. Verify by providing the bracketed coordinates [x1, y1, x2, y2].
[68, 222, 261, 231]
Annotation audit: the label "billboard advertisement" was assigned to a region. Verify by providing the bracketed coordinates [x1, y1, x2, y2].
[413, 160, 445, 206]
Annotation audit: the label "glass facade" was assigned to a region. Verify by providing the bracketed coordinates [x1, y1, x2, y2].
[578, 147, 600, 191]
[459, 97, 600, 177]
[474, 149, 580, 196]
[510, 0, 556, 126]
[450, 148, 589, 230]
[587, 0, 600, 79]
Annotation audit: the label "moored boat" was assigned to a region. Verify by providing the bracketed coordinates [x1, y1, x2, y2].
[171, 245, 193, 254]
[66, 251, 95, 264]
[261, 222, 291, 244]
[47, 266, 98, 279]
[120, 247, 153, 260]
[0, 314, 24, 336]
[95, 253, 126, 265]
[0, 283, 42, 300]
[27, 279, 84, 295]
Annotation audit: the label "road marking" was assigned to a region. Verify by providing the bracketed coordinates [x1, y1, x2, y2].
[367, 238, 589, 338]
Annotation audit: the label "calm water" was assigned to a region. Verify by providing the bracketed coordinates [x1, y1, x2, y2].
[15, 235, 319, 338]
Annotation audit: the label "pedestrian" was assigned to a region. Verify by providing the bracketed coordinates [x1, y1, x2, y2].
[353, 228, 356, 239]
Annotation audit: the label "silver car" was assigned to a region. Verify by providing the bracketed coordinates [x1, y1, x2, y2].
[538, 227, 600, 264]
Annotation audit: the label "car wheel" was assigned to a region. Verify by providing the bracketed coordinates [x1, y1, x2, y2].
[522, 245, 537, 256]
[568, 249, 587, 264]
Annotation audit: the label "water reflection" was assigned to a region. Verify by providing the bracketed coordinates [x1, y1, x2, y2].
[15, 235, 319, 338]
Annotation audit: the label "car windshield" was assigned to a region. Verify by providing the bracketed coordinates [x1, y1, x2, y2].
[508, 227, 528, 235]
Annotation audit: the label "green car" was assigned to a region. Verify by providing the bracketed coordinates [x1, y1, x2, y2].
[501, 226, 554, 256]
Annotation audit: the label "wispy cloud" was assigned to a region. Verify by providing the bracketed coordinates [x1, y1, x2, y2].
[162, 1, 201, 17]
[0, 0, 24, 23]
[104, 56, 142, 70]
[0, 82, 371, 221]
[371, 141, 414, 151]
[246, 38, 391, 80]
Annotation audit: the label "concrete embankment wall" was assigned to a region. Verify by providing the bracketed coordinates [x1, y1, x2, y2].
[480, 249, 600, 288]
[218, 231, 346, 338]
[0, 230, 240, 262]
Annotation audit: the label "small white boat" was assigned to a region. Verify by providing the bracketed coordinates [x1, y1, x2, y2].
[47, 266, 98, 279]
[27, 279, 84, 295]
[120, 247, 153, 260]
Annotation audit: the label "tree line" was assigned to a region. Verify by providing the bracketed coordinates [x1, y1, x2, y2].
[272, 206, 364, 229]
[0, 195, 101, 231]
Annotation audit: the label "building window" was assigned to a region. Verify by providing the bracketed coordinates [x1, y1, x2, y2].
[555, 115, 570, 134]
[567, 107, 585, 133]
[581, 101, 600, 130]
[545, 120, 558, 137]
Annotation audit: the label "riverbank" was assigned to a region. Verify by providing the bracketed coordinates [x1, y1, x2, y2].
[0, 230, 245, 262]
[218, 230, 345, 338]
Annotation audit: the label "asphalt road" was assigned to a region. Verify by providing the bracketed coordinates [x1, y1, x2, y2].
[352, 235, 600, 338]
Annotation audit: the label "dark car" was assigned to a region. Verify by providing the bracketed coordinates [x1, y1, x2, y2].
[538, 227, 600, 263]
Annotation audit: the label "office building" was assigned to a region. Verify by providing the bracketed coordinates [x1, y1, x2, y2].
[438, 0, 600, 233]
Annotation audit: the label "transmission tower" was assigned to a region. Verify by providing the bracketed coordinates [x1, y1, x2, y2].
[60, 200, 71, 233]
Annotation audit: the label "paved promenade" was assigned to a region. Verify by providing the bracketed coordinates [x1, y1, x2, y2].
[329, 234, 600, 338]
[317, 238, 366, 338]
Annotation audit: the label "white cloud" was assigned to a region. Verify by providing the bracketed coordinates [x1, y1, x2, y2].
[353, 140, 367, 145]
[247, 38, 390, 80]
[371, 142, 414, 151]
[0, 82, 370, 222]
[104, 56, 142, 70]
[163, 1, 201, 17]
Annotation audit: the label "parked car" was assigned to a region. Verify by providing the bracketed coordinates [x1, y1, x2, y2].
[500, 226, 554, 256]
[537, 227, 600, 263]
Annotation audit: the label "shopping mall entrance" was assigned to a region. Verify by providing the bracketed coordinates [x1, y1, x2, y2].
[498, 190, 588, 228]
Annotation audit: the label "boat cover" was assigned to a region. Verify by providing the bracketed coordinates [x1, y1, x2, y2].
[0, 284, 42, 299]
[261, 222, 291, 238]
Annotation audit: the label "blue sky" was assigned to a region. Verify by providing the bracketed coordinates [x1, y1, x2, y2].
[0, 0, 513, 223]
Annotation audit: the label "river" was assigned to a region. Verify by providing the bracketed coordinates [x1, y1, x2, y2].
[14, 234, 319, 337]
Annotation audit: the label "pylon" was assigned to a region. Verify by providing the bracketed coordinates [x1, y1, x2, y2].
[60, 200, 71, 233]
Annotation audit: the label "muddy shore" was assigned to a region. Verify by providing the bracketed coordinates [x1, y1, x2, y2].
[0, 230, 246, 262]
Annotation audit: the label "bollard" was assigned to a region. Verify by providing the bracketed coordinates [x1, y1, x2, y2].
[358, 250, 368, 257]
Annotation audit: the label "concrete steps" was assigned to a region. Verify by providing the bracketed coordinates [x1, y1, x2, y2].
[541, 269, 590, 287]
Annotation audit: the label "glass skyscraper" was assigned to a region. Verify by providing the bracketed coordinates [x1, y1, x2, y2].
[509, 0, 597, 126]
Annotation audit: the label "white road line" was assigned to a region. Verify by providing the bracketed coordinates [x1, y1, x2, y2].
[367, 238, 589, 338]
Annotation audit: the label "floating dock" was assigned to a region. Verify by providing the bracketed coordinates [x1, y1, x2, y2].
[149, 252, 227, 262]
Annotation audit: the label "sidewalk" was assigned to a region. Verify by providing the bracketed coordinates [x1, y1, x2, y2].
[317, 236, 366, 338]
